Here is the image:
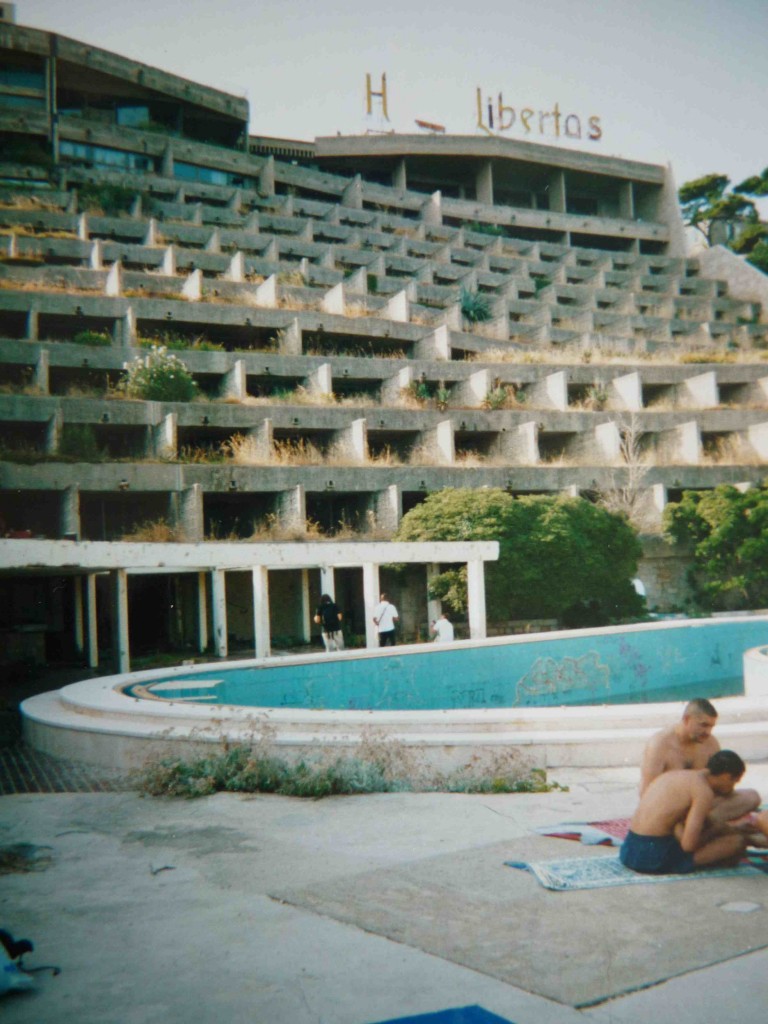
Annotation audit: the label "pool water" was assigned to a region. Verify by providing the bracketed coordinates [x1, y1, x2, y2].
[125, 618, 763, 711]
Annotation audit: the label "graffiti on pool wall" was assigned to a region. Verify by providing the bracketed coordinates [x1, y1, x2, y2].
[514, 651, 611, 706]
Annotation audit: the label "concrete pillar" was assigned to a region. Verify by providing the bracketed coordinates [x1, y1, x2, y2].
[392, 159, 407, 191]
[252, 566, 271, 659]
[371, 484, 402, 533]
[322, 282, 345, 315]
[421, 420, 455, 465]
[381, 365, 413, 405]
[110, 568, 130, 673]
[452, 369, 490, 408]
[179, 484, 203, 542]
[657, 422, 701, 464]
[228, 252, 245, 282]
[277, 318, 302, 356]
[197, 571, 209, 653]
[619, 182, 634, 219]
[73, 576, 84, 656]
[45, 410, 62, 454]
[420, 191, 442, 226]
[211, 569, 228, 658]
[320, 566, 336, 599]
[245, 419, 273, 461]
[610, 371, 643, 411]
[426, 563, 442, 626]
[681, 371, 718, 409]
[144, 218, 159, 247]
[182, 269, 203, 301]
[476, 161, 493, 205]
[466, 559, 487, 640]
[220, 360, 246, 400]
[385, 289, 409, 322]
[89, 239, 103, 270]
[594, 421, 622, 463]
[259, 155, 275, 196]
[363, 562, 381, 649]
[491, 421, 539, 465]
[26, 308, 39, 342]
[161, 144, 174, 177]
[748, 422, 768, 460]
[306, 363, 333, 396]
[413, 324, 450, 361]
[342, 175, 364, 210]
[300, 569, 311, 644]
[86, 573, 98, 668]
[162, 245, 177, 277]
[254, 274, 278, 308]
[548, 170, 566, 213]
[205, 229, 221, 254]
[151, 412, 177, 459]
[333, 418, 367, 462]
[60, 484, 80, 540]
[121, 307, 137, 347]
[34, 350, 49, 394]
[277, 484, 306, 531]
[527, 371, 568, 410]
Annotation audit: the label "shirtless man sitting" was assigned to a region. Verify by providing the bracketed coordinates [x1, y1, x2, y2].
[640, 698, 760, 832]
[621, 750, 765, 874]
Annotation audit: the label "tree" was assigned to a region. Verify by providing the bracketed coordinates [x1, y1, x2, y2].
[678, 169, 768, 274]
[678, 174, 757, 247]
[663, 483, 768, 610]
[395, 488, 645, 626]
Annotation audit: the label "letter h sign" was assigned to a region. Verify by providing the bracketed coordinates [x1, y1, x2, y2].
[366, 72, 389, 121]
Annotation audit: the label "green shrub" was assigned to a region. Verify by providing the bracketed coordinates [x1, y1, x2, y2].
[119, 345, 198, 402]
[76, 183, 136, 216]
[459, 288, 492, 323]
[59, 424, 104, 460]
[72, 329, 112, 347]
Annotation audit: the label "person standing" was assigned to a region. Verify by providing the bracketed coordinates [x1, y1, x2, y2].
[373, 592, 398, 647]
[314, 593, 344, 652]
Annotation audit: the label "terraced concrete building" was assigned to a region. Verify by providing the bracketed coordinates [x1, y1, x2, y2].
[2, 11, 767, 664]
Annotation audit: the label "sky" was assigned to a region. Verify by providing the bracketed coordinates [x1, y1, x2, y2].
[18, 0, 768, 198]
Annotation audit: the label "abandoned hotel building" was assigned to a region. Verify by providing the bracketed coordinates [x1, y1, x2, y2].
[1, 8, 767, 670]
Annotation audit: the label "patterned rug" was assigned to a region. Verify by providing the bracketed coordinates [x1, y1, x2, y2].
[534, 817, 631, 847]
[369, 1008, 514, 1024]
[506, 852, 768, 891]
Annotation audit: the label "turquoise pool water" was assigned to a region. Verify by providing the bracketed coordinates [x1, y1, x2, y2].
[126, 618, 767, 711]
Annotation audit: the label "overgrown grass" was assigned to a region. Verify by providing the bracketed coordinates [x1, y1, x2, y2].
[136, 742, 566, 799]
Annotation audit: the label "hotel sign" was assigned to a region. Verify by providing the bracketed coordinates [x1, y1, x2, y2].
[476, 89, 602, 142]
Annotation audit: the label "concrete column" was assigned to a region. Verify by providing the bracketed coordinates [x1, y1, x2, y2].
[151, 412, 177, 459]
[182, 269, 203, 301]
[246, 419, 273, 462]
[254, 274, 278, 308]
[385, 289, 409, 322]
[228, 252, 245, 282]
[306, 363, 333, 396]
[548, 170, 566, 213]
[420, 192, 442, 227]
[121, 307, 137, 347]
[466, 559, 487, 640]
[610, 371, 643, 411]
[320, 566, 336, 599]
[110, 568, 130, 673]
[322, 282, 345, 315]
[73, 576, 84, 656]
[392, 159, 407, 191]
[490, 421, 539, 465]
[252, 566, 271, 659]
[748, 422, 768, 460]
[363, 562, 381, 649]
[220, 360, 246, 400]
[34, 350, 49, 394]
[619, 182, 634, 219]
[341, 175, 363, 210]
[452, 369, 490, 408]
[380, 366, 413, 405]
[89, 239, 103, 270]
[426, 563, 442, 626]
[259, 155, 275, 196]
[105, 261, 123, 298]
[594, 421, 622, 463]
[197, 571, 209, 653]
[371, 484, 402, 533]
[45, 410, 62, 454]
[162, 245, 177, 276]
[179, 484, 203, 542]
[300, 569, 311, 643]
[277, 484, 306, 531]
[476, 161, 493, 205]
[86, 573, 98, 668]
[421, 420, 455, 465]
[333, 418, 367, 462]
[26, 308, 39, 342]
[60, 484, 80, 540]
[656, 422, 701, 464]
[414, 324, 451, 362]
[208, 569, 229, 658]
[277, 318, 302, 356]
[527, 371, 568, 410]
[681, 371, 718, 409]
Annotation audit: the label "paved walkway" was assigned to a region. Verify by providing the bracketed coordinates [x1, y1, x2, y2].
[2, 763, 768, 1023]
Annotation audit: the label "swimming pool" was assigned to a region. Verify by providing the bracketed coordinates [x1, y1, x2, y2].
[126, 616, 764, 711]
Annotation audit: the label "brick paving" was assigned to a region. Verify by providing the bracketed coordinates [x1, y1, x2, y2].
[0, 743, 130, 795]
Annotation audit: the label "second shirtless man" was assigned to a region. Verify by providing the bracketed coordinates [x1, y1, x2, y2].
[640, 697, 760, 829]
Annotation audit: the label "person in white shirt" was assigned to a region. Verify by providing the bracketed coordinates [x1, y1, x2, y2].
[431, 612, 454, 643]
[372, 592, 398, 646]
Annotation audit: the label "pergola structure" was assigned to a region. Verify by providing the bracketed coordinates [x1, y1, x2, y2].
[0, 538, 499, 672]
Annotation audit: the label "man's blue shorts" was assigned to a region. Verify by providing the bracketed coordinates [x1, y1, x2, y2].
[620, 830, 696, 874]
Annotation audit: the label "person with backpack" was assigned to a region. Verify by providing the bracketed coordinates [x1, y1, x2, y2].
[314, 594, 344, 652]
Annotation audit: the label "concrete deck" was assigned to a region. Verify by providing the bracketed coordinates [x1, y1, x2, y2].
[2, 763, 768, 1023]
